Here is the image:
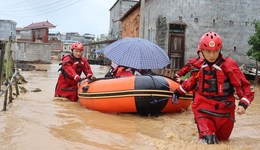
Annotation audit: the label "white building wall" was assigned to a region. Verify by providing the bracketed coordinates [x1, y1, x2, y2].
[0, 20, 17, 41]
[142, 0, 260, 66]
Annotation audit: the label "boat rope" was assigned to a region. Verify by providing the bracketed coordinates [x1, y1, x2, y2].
[150, 97, 169, 104]
[147, 75, 175, 91]
[148, 75, 179, 104]
[149, 74, 159, 104]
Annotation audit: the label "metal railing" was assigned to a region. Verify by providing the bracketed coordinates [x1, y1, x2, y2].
[0, 70, 19, 111]
[0, 38, 20, 111]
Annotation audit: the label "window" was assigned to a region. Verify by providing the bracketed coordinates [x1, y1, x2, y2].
[194, 18, 198, 23]
[229, 20, 234, 25]
[179, 16, 182, 21]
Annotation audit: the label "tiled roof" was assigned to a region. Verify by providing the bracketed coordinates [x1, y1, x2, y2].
[24, 20, 56, 29]
[16, 27, 24, 31]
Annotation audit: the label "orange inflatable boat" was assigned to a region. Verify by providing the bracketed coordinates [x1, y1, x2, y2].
[78, 75, 192, 115]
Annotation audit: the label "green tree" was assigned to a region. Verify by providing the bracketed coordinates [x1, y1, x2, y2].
[247, 21, 260, 86]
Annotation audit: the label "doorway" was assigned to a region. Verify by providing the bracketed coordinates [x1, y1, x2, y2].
[168, 24, 186, 69]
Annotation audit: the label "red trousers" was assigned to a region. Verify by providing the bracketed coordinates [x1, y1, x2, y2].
[192, 94, 235, 141]
[54, 74, 78, 102]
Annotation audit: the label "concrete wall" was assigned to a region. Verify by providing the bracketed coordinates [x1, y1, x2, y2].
[142, 0, 260, 66]
[0, 20, 17, 41]
[13, 42, 51, 63]
[19, 29, 32, 41]
[109, 0, 139, 39]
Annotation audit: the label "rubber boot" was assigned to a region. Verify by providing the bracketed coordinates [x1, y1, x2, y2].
[200, 134, 219, 144]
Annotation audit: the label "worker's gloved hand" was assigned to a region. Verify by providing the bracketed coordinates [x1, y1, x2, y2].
[85, 75, 97, 84]
[87, 74, 93, 80]
[87, 74, 96, 80]
[78, 77, 85, 83]
[90, 75, 96, 80]
[179, 79, 184, 84]
[172, 90, 181, 104]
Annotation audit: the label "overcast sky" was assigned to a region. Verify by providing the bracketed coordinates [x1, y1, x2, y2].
[0, 0, 117, 36]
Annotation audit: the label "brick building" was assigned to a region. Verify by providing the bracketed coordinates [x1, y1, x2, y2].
[109, 0, 139, 39]
[120, 1, 140, 38]
[23, 20, 56, 43]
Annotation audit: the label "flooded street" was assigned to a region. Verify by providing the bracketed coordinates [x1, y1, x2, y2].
[0, 61, 260, 150]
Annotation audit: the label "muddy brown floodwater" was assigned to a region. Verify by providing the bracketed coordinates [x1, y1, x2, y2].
[0, 61, 260, 150]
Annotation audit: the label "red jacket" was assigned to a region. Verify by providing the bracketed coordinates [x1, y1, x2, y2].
[177, 56, 254, 109]
[175, 57, 203, 78]
[61, 55, 93, 82]
[115, 66, 134, 77]
[54, 55, 93, 101]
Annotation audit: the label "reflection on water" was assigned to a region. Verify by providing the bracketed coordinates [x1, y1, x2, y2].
[0, 61, 260, 150]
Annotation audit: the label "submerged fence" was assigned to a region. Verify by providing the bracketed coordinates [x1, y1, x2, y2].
[0, 37, 20, 111]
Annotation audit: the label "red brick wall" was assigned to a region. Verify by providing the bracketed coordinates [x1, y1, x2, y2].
[121, 6, 140, 38]
[32, 28, 49, 43]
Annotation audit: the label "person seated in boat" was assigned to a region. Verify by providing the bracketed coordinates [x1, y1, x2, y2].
[105, 62, 141, 78]
[115, 66, 141, 77]
[105, 62, 118, 77]
[54, 42, 96, 102]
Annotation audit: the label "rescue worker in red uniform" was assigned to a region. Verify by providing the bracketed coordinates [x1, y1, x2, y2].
[173, 32, 254, 144]
[174, 45, 204, 83]
[54, 42, 95, 102]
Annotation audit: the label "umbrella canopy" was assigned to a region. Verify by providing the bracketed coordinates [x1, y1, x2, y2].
[94, 49, 104, 53]
[103, 37, 170, 69]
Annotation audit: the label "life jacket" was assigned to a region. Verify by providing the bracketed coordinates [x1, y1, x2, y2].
[58, 55, 84, 80]
[197, 57, 234, 101]
[115, 66, 134, 77]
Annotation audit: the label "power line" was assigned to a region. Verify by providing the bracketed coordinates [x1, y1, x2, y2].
[0, 0, 83, 17]
[0, 0, 67, 11]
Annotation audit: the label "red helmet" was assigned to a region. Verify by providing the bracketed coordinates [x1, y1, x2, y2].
[71, 42, 83, 51]
[199, 32, 222, 51]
